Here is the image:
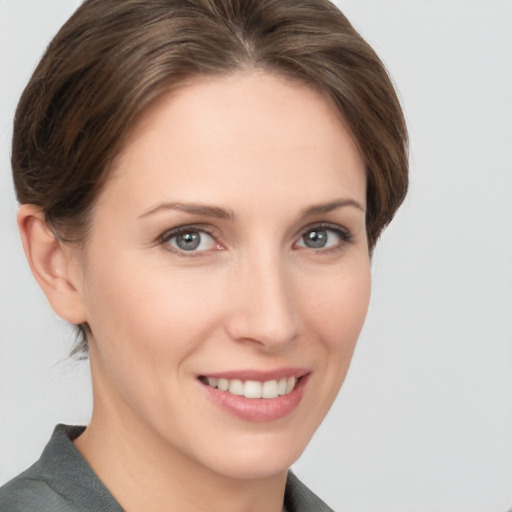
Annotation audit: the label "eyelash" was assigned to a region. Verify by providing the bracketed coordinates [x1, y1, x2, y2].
[158, 224, 219, 258]
[297, 223, 353, 254]
[157, 223, 353, 257]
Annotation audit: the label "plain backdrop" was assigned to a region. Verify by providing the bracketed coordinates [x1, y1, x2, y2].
[1, 1, 511, 511]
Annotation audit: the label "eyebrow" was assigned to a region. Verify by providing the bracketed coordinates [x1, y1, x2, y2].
[300, 198, 366, 217]
[138, 198, 365, 221]
[138, 202, 234, 220]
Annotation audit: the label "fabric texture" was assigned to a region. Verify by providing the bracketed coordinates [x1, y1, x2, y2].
[0, 425, 334, 512]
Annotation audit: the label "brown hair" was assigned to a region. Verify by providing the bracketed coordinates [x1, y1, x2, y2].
[12, 0, 408, 354]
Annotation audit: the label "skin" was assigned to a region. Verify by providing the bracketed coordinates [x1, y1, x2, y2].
[19, 71, 371, 512]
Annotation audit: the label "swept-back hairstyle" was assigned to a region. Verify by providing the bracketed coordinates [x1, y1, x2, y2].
[12, 0, 408, 354]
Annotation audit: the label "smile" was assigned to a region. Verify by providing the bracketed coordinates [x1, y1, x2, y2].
[198, 369, 309, 422]
[200, 376, 297, 399]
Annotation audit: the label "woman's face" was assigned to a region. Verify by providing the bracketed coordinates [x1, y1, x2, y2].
[73, 72, 371, 479]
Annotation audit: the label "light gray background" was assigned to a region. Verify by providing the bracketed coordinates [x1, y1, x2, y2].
[1, 1, 511, 511]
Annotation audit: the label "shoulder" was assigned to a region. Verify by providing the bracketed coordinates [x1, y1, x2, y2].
[285, 471, 335, 512]
[0, 425, 121, 512]
[0, 464, 76, 512]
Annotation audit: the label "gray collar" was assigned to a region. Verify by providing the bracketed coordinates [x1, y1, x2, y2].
[1, 424, 334, 512]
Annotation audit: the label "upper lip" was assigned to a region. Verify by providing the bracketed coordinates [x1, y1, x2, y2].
[198, 367, 310, 381]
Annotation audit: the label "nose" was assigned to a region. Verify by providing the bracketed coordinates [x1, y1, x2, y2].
[225, 251, 299, 350]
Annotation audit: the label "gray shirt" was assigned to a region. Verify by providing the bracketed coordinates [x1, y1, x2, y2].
[0, 425, 334, 511]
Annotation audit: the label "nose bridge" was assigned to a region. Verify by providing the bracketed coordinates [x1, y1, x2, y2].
[227, 245, 299, 348]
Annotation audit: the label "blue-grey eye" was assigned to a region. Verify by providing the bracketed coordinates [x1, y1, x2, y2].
[167, 230, 216, 252]
[297, 227, 344, 250]
[176, 232, 200, 250]
[303, 229, 328, 248]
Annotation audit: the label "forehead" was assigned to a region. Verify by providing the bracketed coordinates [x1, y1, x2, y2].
[103, 71, 366, 212]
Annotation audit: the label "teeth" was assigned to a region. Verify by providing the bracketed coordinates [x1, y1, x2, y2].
[286, 376, 295, 394]
[262, 380, 278, 399]
[277, 377, 287, 395]
[218, 378, 229, 391]
[228, 379, 244, 396]
[203, 376, 298, 399]
[244, 380, 262, 398]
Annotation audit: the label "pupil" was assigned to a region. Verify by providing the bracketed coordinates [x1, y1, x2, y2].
[304, 230, 327, 248]
[177, 232, 200, 250]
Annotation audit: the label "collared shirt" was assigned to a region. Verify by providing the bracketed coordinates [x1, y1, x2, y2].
[0, 425, 334, 512]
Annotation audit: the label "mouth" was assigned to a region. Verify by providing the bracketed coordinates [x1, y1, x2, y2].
[197, 369, 309, 422]
[198, 375, 299, 399]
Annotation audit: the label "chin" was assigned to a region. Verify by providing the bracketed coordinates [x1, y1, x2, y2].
[182, 424, 315, 481]
[207, 446, 303, 481]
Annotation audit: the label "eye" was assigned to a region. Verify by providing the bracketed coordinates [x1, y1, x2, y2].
[295, 225, 350, 251]
[161, 227, 218, 254]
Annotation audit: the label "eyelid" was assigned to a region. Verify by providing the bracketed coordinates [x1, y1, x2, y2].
[293, 222, 353, 251]
[156, 221, 353, 257]
[296, 222, 351, 239]
[157, 224, 223, 257]
[158, 224, 216, 242]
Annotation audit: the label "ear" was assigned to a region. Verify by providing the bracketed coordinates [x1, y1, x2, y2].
[17, 204, 88, 325]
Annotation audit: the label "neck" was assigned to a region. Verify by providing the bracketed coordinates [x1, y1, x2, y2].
[74, 385, 288, 512]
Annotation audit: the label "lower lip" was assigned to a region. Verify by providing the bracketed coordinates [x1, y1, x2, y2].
[200, 375, 308, 423]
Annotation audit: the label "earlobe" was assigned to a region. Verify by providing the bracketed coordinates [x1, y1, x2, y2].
[17, 204, 88, 325]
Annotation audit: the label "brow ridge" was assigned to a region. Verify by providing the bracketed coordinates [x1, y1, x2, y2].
[300, 198, 366, 217]
[139, 202, 233, 219]
[139, 197, 364, 221]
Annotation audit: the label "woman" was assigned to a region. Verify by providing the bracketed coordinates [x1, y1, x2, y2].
[0, 0, 408, 510]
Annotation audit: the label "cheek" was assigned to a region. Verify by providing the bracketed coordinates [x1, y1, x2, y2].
[292, 261, 371, 435]
[302, 263, 371, 356]
[80, 259, 226, 421]
[82, 256, 224, 359]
